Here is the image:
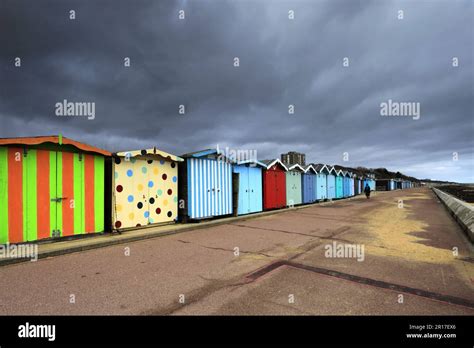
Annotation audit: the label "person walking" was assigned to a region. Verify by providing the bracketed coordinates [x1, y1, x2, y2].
[364, 184, 371, 199]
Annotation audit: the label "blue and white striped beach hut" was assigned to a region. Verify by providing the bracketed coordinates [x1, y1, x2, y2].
[178, 149, 233, 221]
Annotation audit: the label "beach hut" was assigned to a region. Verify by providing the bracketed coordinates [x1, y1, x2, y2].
[376, 179, 396, 191]
[395, 179, 402, 190]
[233, 160, 264, 215]
[111, 147, 183, 230]
[0, 135, 111, 244]
[354, 175, 360, 195]
[286, 164, 304, 206]
[178, 149, 233, 221]
[342, 171, 352, 198]
[314, 164, 330, 200]
[302, 165, 317, 204]
[349, 172, 355, 196]
[335, 170, 344, 199]
[363, 178, 370, 191]
[261, 159, 287, 210]
[366, 174, 376, 191]
[376, 179, 389, 191]
[326, 166, 336, 199]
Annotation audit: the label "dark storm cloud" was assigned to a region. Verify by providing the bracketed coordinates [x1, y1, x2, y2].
[0, 0, 472, 181]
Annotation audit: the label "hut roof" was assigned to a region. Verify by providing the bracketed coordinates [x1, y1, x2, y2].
[0, 135, 111, 156]
[115, 147, 183, 162]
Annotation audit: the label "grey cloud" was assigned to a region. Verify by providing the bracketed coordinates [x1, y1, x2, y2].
[0, 0, 472, 182]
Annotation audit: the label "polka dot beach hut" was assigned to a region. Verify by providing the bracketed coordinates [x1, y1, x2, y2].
[111, 147, 183, 230]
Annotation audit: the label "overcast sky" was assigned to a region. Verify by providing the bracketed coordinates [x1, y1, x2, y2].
[0, 0, 472, 182]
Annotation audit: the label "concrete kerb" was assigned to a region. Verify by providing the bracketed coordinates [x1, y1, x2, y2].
[0, 192, 380, 267]
[432, 187, 474, 243]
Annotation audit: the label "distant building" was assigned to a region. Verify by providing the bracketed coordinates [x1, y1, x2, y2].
[281, 151, 306, 166]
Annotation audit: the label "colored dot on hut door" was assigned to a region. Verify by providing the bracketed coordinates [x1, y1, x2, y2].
[148, 181, 154, 188]
[137, 184, 143, 191]
[116, 185, 123, 192]
[127, 170, 133, 177]
[162, 174, 167, 180]
[172, 176, 177, 183]
[128, 195, 134, 202]
[153, 168, 159, 175]
[142, 167, 147, 174]
[144, 211, 150, 218]
[129, 213, 135, 220]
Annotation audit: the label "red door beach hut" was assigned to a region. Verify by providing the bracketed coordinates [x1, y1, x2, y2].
[261, 159, 287, 210]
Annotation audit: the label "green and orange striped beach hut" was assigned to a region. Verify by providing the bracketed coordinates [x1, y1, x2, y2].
[0, 135, 111, 244]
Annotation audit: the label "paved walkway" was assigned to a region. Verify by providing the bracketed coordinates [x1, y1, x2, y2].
[0, 188, 472, 315]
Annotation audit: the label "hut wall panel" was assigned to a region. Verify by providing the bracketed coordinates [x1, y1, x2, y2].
[49, 151, 57, 238]
[23, 149, 37, 241]
[0, 147, 8, 243]
[302, 173, 315, 204]
[335, 176, 343, 198]
[84, 154, 96, 232]
[248, 166, 262, 213]
[93, 156, 105, 231]
[8, 147, 23, 243]
[342, 177, 349, 197]
[36, 150, 51, 240]
[233, 165, 249, 214]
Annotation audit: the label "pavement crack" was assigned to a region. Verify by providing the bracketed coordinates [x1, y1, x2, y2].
[229, 223, 318, 238]
[175, 238, 273, 258]
[198, 244, 272, 258]
[141, 275, 248, 315]
[245, 260, 474, 310]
